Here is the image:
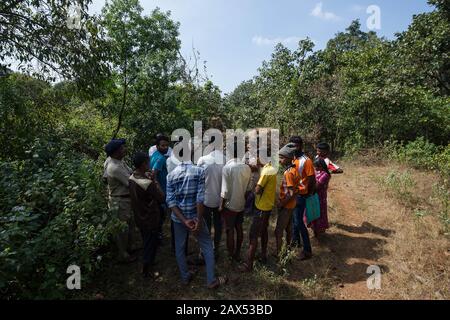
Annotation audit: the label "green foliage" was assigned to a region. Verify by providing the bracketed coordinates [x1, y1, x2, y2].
[0, 138, 122, 299]
[101, 0, 181, 139]
[385, 138, 450, 177]
[0, 0, 110, 90]
[0, 0, 226, 299]
[0, 73, 57, 160]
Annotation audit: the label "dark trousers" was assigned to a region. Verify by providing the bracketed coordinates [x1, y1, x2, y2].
[141, 229, 159, 267]
[203, 206, 222, 252]
[292, 195, 312, 253]
[158, 204, 166, 236]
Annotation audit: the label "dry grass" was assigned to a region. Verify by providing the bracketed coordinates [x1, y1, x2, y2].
[338, 160, 449, 299]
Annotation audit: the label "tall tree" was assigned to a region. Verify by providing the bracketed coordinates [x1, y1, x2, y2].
[101, 0, 180, 139]
[0, 0, 110, 90]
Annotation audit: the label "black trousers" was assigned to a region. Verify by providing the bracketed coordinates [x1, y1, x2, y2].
[204, 206, 223, 252]
[141, 229, 159, 267]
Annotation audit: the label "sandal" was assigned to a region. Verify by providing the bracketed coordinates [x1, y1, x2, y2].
[208, 276, 228, 289]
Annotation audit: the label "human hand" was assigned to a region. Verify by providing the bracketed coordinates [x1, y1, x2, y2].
[184, 219, 196, 230]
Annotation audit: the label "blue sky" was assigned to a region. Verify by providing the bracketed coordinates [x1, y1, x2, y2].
[89, 0, 434, 94]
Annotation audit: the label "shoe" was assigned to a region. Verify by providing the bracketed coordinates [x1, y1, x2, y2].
[299, 251, 312, 261]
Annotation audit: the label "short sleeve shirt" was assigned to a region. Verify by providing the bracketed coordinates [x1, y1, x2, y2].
[150, 150, 168, 194]
[279, 164, 301, 209]
[254, 163, 278, 211]
[294, 153, 315, 195]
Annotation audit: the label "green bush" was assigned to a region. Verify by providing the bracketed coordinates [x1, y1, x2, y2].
[385, 138, 450, 177]
[0, 137, 122, 299]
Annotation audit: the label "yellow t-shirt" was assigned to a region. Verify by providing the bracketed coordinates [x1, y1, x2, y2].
[254, 163, 278, 211]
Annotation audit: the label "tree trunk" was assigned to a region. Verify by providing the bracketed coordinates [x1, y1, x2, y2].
[112, 53, 128, 139]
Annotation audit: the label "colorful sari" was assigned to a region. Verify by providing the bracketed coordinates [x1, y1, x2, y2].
[311, 170, 330, 234]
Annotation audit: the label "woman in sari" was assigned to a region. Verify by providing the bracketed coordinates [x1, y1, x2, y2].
[311, 158, 331, 237]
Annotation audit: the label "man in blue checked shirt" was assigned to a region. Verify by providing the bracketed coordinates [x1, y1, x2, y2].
[166, 145, 227, 289]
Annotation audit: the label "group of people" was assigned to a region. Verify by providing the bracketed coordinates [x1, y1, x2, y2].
[103, 133, 342, 289]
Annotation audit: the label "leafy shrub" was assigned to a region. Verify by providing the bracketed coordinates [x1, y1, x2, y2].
[0, 137, 122, 299]
[385, 138, 450, 177]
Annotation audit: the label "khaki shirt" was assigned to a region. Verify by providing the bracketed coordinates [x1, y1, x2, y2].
[105, 157, 133, 197]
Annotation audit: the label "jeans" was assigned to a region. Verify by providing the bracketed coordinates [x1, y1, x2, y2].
[171, 220, 189, 255]
[173, 219, 216, 286]
[203, 206, 222, 252]
[292, 195, 312, 253]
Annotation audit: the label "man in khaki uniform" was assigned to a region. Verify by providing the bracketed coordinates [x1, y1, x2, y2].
[104, 139, 141, 262]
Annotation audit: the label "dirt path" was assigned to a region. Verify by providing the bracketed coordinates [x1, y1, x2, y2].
[299, 161, 449, 299]
[80, 161, 449, 300]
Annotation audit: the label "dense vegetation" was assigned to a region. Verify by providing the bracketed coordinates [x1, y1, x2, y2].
[0, 0, 448, 299]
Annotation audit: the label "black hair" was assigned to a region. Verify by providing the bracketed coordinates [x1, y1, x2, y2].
[317, 142, 331, 151]
[314, 158, 331, 175]
[289, 136, 303, 146]
[133, 152, 149, 169]
[156, 135, 169, 146]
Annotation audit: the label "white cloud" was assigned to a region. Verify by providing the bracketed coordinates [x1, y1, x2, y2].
[310, 2, 341, 21]
[252, 35, 303, 46]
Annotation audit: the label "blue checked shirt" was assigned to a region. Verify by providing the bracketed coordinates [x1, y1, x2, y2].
[166, 161, 205, 223]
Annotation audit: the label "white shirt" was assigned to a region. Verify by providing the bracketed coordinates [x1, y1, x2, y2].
[166, 154, 181, 174]
[149, 145, 173, 158]
[314, 155, 340, 170]
[197, 150, 224, 208]
[221, 158, 252, 212]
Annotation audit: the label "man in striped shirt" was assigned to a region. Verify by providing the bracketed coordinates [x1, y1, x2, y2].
[166, 147, 227, 289]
